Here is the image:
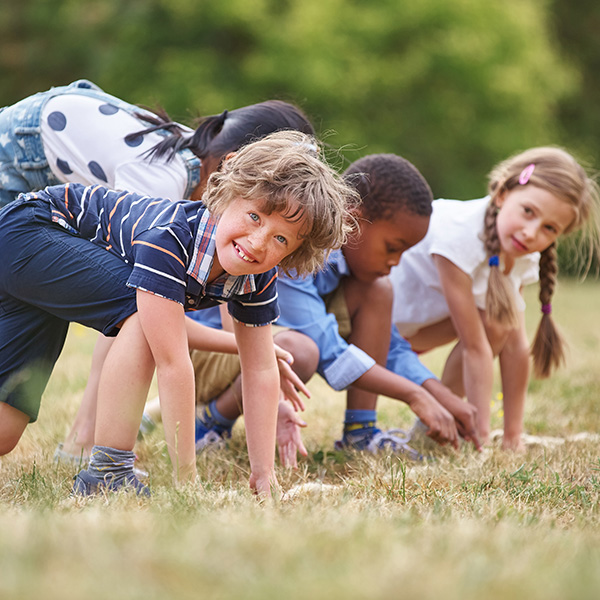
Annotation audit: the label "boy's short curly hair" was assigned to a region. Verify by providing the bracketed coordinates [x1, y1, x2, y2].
[202, 130, 358, 276]
[343, 153, 433, 221]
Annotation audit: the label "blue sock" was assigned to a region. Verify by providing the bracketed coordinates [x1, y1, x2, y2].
[87, 445, 136, 484]
[343, 409, 377, 437]
[202, 399, 237, 432]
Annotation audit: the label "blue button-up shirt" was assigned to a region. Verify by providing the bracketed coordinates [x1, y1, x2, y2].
[190, 249, 435, 389]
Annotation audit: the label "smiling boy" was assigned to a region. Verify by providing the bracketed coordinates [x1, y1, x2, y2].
[0, 131, 356, 496]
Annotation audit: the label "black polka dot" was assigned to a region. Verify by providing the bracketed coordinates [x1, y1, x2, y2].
[48, 111, 67, 131]
[99, 103, 119, 115]
[125, 134, 144, 147]
[56, 158, 72, 175]
[88, 161, 108, 182]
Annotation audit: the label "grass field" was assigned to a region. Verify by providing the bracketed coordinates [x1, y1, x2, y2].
[1, 278, 599, 600]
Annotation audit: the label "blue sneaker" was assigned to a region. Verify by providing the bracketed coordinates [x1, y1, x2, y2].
[195, 407, 232, 453]
[334, 427, 423, 461]
[72, 468, 151, 497]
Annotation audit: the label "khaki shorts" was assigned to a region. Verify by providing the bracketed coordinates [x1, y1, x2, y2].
[190, 349, 241, 406]
[324, 282, 351, 340]
[190, 283, 351, 404]
[189, 325, 289, 404]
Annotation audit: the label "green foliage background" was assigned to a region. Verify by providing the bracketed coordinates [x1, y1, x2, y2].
[1, 0, 597, 200]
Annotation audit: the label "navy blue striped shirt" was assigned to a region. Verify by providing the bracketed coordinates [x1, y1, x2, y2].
[27, 183, 279, 326]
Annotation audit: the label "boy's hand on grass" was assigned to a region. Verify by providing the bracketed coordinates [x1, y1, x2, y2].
[409, 391, 459, 449]
[276, 400, 308, 469]
[249, 470, 281, 500]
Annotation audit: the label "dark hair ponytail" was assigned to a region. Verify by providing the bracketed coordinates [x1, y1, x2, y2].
[126, 100, 314, 164]
[124, 106, 190, 160]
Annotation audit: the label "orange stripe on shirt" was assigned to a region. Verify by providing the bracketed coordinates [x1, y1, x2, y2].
[132, 240, 186, 268]
[131, 201, 162, 243]
[256, 272, 278, 296]
[106, 192, 129, 242]
[62, 183, 73, 219]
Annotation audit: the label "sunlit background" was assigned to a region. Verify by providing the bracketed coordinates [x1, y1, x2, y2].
[3, 0, 598, 205]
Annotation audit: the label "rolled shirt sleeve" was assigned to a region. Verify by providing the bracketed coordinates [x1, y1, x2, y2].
[276, 274, 375, 391]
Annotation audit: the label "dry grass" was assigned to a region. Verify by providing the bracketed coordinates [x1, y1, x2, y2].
[1, 278, 599, 600]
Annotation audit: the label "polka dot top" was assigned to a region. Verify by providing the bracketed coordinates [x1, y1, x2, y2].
[40, 94, 192, 200]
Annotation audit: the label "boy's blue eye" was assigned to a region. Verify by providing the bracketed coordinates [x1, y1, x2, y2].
[249, 212, 259, 221]
[276, 235, 287, 244]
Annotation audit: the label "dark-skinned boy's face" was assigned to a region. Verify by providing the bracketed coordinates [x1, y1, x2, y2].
[342, 209, 430, 283]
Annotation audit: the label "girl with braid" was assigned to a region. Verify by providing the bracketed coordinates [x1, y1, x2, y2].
[390, 147, 600, 450]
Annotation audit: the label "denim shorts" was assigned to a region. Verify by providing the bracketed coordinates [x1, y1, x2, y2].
[0, 197, 138, 420]
[0, 94, 61, 207]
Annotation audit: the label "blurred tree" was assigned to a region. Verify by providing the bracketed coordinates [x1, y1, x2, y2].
[550, 0, 600, 276]
[0, 0, 579, 199]
[551, 0, 600, 166]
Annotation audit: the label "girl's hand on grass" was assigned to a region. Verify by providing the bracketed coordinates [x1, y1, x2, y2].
[276, 353, 310, 412]
[276, 400, 308, 469]
[454, 403, 482, 451]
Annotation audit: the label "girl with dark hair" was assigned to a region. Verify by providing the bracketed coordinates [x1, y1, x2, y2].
[0, 79, 316, 464]
[0, 79, 315, 207]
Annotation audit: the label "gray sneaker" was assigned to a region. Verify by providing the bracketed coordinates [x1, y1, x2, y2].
[72, 469, 150, 497]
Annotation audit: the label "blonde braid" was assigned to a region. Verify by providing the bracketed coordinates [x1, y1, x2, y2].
[531, 243, 566, 378]
[483, 201, 519, 328]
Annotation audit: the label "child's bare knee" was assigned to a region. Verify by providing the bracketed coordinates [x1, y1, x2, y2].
[0, 437, 19, 456]
[0, 404, 29, 455]
[359, 277, 393, 314]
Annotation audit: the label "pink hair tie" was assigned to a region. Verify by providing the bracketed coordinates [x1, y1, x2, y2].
[519, 163, 535, 185]
[541, 303, 552, 315]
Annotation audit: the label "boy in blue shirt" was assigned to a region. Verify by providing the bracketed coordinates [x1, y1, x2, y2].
[180, 154, 481, 465]
[0, 131, 355, 496]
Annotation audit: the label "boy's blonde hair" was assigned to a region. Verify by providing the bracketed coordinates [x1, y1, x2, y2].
[202, 130, 358, 276]
[483, 146, 600, 378]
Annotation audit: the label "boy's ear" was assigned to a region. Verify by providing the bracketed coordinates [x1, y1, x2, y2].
[349, 204, 366, 220]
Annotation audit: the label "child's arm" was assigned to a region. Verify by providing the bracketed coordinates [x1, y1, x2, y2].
[233, 320, 280, 496]
[279, 274, 458, 446]
[136, 290, 197, 483]
[433, 254, 495, 442]
[498, 309, 529, 451]
[421, 378, 481, 450]
[185, 317, 239, 353]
